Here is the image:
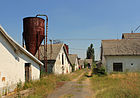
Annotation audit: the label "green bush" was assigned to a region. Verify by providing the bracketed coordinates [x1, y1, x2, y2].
[40, 70, 48, 78]
[94, 66, 107, 76]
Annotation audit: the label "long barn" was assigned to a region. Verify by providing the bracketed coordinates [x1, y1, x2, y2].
[0, 25, 43, 95]
[101, 33, 140, 73]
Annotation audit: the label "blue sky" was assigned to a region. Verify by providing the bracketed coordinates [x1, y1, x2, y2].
[1, 0, 140, 60]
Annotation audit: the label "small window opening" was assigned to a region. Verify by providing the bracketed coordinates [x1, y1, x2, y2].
[62, 54, 64, 65]
[113, 63, 123, 72]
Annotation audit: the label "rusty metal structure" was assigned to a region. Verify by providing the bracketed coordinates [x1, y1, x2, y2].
[23, 15, 48, 72]
[23, 17, 45, 56]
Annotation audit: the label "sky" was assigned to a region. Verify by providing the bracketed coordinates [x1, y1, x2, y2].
[1, 0, 140, 60]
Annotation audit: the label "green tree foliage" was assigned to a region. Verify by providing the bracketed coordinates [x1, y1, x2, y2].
[86, 44, 95, 62]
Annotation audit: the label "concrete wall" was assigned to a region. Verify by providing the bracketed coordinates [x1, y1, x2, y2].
[0, 33, 40, 94]
[105, 56, 140, 73]
[54, 46, 72, 74]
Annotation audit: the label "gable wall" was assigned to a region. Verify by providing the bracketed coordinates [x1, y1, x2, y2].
[54, 46, 71, 74]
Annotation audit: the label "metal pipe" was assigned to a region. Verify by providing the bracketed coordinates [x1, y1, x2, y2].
[36, 14, 48, 72]
[49, 39, 53, 59]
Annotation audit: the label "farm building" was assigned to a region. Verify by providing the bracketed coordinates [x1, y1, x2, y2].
[36, 44, 72, 74]
[85, 59, 93, 68]
[68, 54, 79, 71]
[101, 36, 140, 73]
[79, 59, 84, 69]
[122, 33, 140, 39]
[0, 26, 43, 94]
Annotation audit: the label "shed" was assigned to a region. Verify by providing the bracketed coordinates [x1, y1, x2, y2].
[79, 59, 84, 69]
[68, 54, 79, 71]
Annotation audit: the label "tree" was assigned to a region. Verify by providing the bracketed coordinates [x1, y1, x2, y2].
[86, 44, 95, 62]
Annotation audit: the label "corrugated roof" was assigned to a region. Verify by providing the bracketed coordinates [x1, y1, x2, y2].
[0, 25, 43, 65]
[122, 33, 140, 39]
[102, 39, 140, 56]
[68, 54, 78, 65]
[36, 44, 63, 60]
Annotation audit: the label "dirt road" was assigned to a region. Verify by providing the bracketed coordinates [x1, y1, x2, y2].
[47, 69, 93, 98]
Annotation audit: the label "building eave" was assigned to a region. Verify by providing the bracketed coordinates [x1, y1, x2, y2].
[0, 25, 43, 66]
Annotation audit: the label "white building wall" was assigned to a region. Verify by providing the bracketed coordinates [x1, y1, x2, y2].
[105, 56, 140, 73]
[19, 53, 40, 80]
[0, 33, 40, 94]
[53, 46, 72, 74]
[75, 58, 79, 71]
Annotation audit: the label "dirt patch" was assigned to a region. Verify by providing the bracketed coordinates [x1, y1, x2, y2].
[56, 81, 66, 88]
[47, 69, 93, 98]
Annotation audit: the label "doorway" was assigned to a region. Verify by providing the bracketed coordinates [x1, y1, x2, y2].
[25, 63, 31, 82]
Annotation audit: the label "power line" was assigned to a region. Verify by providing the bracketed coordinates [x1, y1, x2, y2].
[69, 48, 86, 50]
[53, 38, 111, 41]
[69, 47, 101, 50]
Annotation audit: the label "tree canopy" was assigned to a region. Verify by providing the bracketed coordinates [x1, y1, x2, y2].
[86, 44, 95, 62]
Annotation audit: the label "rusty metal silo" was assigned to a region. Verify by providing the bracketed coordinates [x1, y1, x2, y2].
[23, 17, 45, 56]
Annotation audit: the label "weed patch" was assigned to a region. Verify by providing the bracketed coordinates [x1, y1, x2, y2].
[63, 94, 74, 98]
[22, 69, 86, 97]
[91, 72, 140, 98]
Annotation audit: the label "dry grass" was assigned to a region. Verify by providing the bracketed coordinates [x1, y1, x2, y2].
[4, 69, 86, 98]
[77, 69, 90, 84]
[63, 94, 74, 98]
[91, 72, 140, 98]
[22, 69, 86, 98]
[69, 69, 86, 80]
[23, 74, 61, 98]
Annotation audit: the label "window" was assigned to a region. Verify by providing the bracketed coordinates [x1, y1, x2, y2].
[113, 63, 123, 72]
[62, 54, 64, 65]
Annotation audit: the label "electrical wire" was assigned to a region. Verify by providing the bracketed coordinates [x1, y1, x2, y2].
[53, 38, 111, 41]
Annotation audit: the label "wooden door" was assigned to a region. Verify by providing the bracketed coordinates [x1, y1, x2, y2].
[25, 63, 31, 82]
